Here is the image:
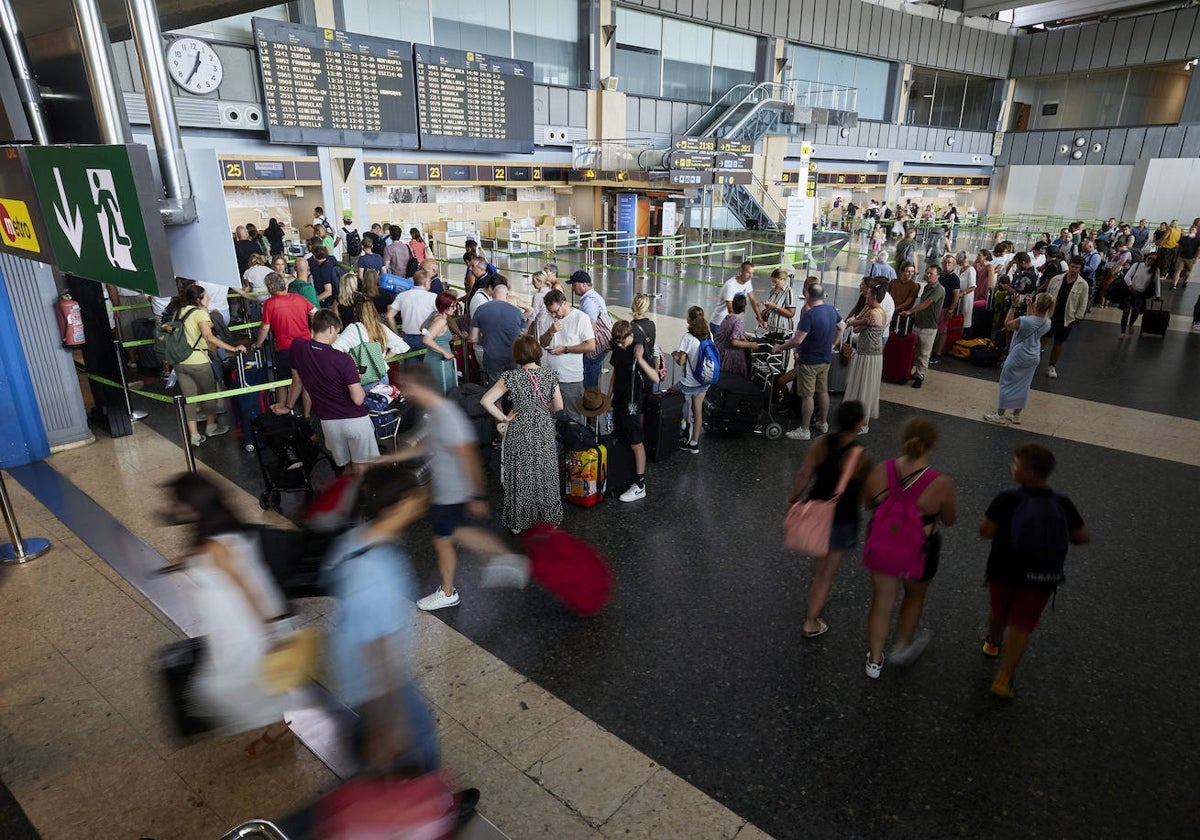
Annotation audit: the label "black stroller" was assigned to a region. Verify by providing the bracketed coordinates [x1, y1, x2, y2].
[251, 413, 334, 511]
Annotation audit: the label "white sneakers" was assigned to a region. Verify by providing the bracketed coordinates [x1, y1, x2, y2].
[480, 555, 530, 590]
[983, 413, 1008, 424]
[1047, 365, 1058, 379]
[786, 426, 812, 440]
[865, 653, 883, 679]
[813, 421, 829, 433]
[619, 483, 646, 503]
[889, 628, 933, 666]
[417, 587, 460, 611]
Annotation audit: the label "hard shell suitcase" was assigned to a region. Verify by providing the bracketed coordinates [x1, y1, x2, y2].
[1141, 299, 1169, 338]
[882, 316, 917, 384]
[703, 373, 763, 433]
[643, 390, 685, 462]
[942, 312, 965, 348]
[564, 445, 606, 507]
[520, 523, 613, 616]
[227, 355, 272, 445]
[827, 353, 849, 394]
[600, 434, 636, 498]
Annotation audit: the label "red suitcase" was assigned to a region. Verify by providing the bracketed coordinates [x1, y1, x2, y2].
[520, 523, 613, 616]
[943, 312, 965, 349]
[882, 315, 917, 384]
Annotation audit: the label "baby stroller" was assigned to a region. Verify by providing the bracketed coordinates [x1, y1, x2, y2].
[363, 390, 426, 452]
[251, 412, 334, 511]
[702, 339, 787, 441]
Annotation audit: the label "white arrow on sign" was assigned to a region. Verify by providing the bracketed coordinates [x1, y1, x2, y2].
[52, 168, 85, 257]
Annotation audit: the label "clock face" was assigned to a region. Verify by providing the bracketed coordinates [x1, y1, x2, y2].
[166, 37, 223, 95]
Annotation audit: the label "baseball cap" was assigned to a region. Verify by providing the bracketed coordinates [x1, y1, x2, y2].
[569, 270, 592, 285]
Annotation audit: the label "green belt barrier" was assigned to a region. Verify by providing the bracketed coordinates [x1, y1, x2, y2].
[74, 364, 177, 403]
[121, 339, 155, 348]
[230, 322, 261, 331]
[111, 302, 152, 312]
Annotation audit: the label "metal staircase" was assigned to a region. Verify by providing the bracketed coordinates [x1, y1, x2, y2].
[684, 82, 793, 140]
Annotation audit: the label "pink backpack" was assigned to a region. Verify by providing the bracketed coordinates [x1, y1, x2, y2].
[862, 460, 939, 578]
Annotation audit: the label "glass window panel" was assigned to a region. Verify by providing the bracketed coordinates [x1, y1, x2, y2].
[907, 67, 937, 125]
[514, 32, 578, 86]
[513, 0, 576, 40]
[433, 0, 510, 54]
[961, 77, 996, 131]
[170, 3, 290, 43]
[712, 65, 755, 98]
[820, 51, 854, 86]
[1127, 65, 1188, 125]
[713, 29, 756, 71]
[930, 72, 966, 127]
[615, 8, 661, 51]
[785, 45, 821, 84]
[663, 59, 712, 102]
[853, 57, 890, 121]
[614, 46, 661, 97]
[662, 18, 712, 63]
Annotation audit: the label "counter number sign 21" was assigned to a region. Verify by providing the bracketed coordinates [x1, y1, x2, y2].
[51, 166, 137, 271]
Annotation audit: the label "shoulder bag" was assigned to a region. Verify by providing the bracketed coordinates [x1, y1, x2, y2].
[349, 322, 389, 385]
[784, 443, 863, 556]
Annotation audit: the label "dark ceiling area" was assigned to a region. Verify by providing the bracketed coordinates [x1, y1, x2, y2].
[6, 0, 284, 41]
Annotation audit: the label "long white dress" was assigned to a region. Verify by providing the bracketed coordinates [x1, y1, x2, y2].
[183, 532, 305, 731]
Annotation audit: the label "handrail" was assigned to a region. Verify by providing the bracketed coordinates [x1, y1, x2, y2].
[219, 819, 291, 840]
[685, 82, 794, 137]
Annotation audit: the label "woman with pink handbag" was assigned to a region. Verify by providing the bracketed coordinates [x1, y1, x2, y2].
[784, 401, 872, 639]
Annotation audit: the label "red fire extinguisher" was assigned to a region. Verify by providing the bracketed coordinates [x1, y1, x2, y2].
[56, 294, 86, 347]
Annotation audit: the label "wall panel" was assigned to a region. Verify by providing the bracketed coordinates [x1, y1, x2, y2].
[1101, 129, 1126, 165]
[1071, 25, 1097, 73]
[1093, 22, 1125, 70]
[1141, 125, 1167, 159]
[1120, 127, 1146, 164]
[846, 0, 862, 53]
[1144, 11, 1174, 64]
[1126, 16, 1156, 66]
[1160, 125, 1186, 159]
[1167, 8, 1197, 60]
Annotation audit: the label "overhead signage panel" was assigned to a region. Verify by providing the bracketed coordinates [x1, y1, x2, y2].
[0, 147, 54, 265]
[25, 144, 174, 295]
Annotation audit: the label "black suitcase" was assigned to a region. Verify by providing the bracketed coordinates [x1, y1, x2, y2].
[448, 384, 497, 447]
[132, 317, 160, 370]
[703, 373, 762, 434]
[1141, 299, 1169, 338]
[643, 390, 685, 462]
[600, 433, 636, 498]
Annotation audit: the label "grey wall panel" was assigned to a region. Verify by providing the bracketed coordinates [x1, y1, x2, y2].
[1071, 25, 1097, 72]
[1145, 11, 1174, 64]
[1141, 125, 1167, 159]
[1092, 22, 1124, 70]
[846, 0, 862, 52]
[660, 0, 676, 10]
[627, 97, 641, 132]
[548, 87, 569, 125]
[1188, 10, 1200, 58]
[672, 101, 690, 133]
[568, 89, 587, 128]
[725, 0, 740, 27]
[1127, 16, 1155, 66]
[1036, 31, 1060, 77]
[1008, 132, 1028, 165]
[1087, 129, 1109, 163]
[1121, 127, 1146, 164]
[1166, 8, 1197, 61]
[825, 0, 843, 50]
[1011, 30, 1029, 77]
[798, 0, 815, 44]
[1101, 129, 1126, 165]
[748, 0, 763, 33]
[1055, 30, 1076, 74]
[967, 28, 984, 77]
[691, 0, 708, 20]
[1161, 125, 1186, 159]
[984, 31, 1000, 77]
[640, 98, 656, 132]
[787, 0, 802, 40]
[675, 0, 691, 15]
[1182, 125, 1200, 158]
[886, 9, 902, 61]
[865, 121, 879, 146]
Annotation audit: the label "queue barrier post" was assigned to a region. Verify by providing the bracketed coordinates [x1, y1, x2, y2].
[113, 339, 149, 422]
[174, 394, 198, 474]
[0, 470, 51, 565]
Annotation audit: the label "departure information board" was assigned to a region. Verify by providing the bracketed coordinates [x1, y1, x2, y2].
[253, 18, 419, 149]
[413, 45, 535, 154]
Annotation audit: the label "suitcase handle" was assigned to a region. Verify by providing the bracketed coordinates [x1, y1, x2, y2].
[892, 314, 914, 336]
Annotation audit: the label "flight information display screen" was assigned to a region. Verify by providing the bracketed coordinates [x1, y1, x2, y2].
[412, 44, 535, 154]
[252, 18, 419, 149]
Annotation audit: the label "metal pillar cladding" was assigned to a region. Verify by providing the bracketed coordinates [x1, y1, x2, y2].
[124, 0, 195, 224]
[0, 0, 50, 145]
[70, 0, 129, 146]
[0, 470, 50, 564]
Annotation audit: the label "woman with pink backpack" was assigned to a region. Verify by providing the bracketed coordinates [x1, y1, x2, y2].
[859, 417, 958, 679]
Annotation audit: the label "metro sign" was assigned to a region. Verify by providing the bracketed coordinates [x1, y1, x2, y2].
[0, 198, 41, 253]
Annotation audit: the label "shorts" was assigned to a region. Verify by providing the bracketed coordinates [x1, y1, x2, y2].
[430, 503, 466, 538]
[1050, 322, 1073, 342]
[830, 521, 858, 551]
[679, 382, 708, 397]
[615, 400, 645, 446]
[320, 415, 379, 467]
[274, 348, 292, 380]
[795, 363, 830, 398]
[988, 582, 1053, 633]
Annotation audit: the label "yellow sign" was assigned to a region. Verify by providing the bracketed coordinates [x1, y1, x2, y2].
[0, 197, 41, 253]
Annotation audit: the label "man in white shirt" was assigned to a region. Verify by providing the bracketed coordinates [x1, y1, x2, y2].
[539, 288, 595, 424]
[712, 261, 763, 329]
[387, 268, 439, 357]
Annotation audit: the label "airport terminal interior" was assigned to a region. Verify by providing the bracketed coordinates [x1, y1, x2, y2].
[1, 0, 1198, 838]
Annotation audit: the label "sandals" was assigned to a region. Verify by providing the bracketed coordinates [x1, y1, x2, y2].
[802, 619, 829, 638]
[245, 721, 294, 757]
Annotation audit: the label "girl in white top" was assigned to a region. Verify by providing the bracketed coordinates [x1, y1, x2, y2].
[672, 306, 711, 454]
[166, 473, 307, 753]
[333, 296, 410, 357]
[242, 252, 273, 293]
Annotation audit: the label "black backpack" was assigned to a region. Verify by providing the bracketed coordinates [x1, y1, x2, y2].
[343, 227, 362, 257]
[405, 254, 420, 277]
[1009, 489, 1070, 587]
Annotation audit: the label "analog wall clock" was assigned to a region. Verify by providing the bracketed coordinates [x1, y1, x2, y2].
[166, 37, 224, 95]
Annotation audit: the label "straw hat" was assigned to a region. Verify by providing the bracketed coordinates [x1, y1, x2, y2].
[575, 387, 612, 418]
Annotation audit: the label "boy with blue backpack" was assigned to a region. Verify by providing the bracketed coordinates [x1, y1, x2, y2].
[979, 443, 1089, 699]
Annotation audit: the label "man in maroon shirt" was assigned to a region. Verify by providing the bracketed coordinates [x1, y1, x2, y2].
[271, 309, 379, 472]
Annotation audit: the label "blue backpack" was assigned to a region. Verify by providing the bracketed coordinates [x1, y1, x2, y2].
[694, 337, 720, 386]
[1009, 489, 1070, 586]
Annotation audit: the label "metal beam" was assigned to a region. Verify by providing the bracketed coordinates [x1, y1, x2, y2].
[0, 0, 50, 143]
[70, 0, 127, 145]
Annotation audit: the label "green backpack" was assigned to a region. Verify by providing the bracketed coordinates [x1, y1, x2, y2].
[154, 306, 205, 366]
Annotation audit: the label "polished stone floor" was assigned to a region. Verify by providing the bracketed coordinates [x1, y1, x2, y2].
[4, 248, 1198, 839]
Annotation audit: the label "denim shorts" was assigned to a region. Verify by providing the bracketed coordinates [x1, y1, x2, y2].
[830, 521, 858, 551]
[679, 382, 709, 397]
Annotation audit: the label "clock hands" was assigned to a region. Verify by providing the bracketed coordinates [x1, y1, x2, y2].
[185, 50, 203, 85]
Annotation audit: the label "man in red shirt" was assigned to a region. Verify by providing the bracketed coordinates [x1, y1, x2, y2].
[253, 271, 316, 403]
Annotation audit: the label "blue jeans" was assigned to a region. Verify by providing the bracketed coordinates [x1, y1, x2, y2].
[403, 334, 424, 362]
[583, 352, 606, 388]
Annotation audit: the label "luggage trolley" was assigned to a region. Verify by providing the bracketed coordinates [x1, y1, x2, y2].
[701, 337, 787, 441]
[363, 391, 426, 452]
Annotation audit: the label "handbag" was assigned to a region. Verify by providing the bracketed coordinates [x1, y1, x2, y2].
[349, 323, 389, 385]
[259, 625, 322, 695]
[784, 444, 863, 556]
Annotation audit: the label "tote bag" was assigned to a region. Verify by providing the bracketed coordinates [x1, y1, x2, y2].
[348, 323, 389, 385]
[784, 445, 862, 556]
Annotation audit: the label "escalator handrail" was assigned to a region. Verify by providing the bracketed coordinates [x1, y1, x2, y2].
[685, 82, 794, 137]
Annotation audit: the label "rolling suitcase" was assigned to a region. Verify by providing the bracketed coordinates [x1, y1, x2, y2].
[643, 390, 685, 462]
[942, 312, 965, 348]
[131, 317, 160, 370]
[227, 352, 272, 446]
[520, 523, 613, 616]
[564, 445, 606, 507]
[601, 434, 636, 499]
[968, 297, 994, 340]
[882, 315, 918, 384]
[1140, 299, 1170, 338]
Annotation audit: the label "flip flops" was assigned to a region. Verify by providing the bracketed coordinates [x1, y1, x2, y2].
[802, 619, 829, 639]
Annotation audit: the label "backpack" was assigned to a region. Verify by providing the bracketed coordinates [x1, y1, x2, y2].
[897, 240, 915, 265]
[694, 336, 721, 385]
[862, 461, 940, 578]
[343, 227, 362, 257]
[154, 306, 204, 366]
[1009, 489, 1070, 586]
[1128, 248, 1144, 264]
[405, 254, 420, 277]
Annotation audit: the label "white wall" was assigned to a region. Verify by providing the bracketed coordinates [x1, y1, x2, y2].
[990, 164, 1134, 219]
[1122, 158, 1200, 224]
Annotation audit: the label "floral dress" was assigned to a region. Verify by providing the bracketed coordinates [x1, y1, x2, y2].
[499, 366, 563, 532]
